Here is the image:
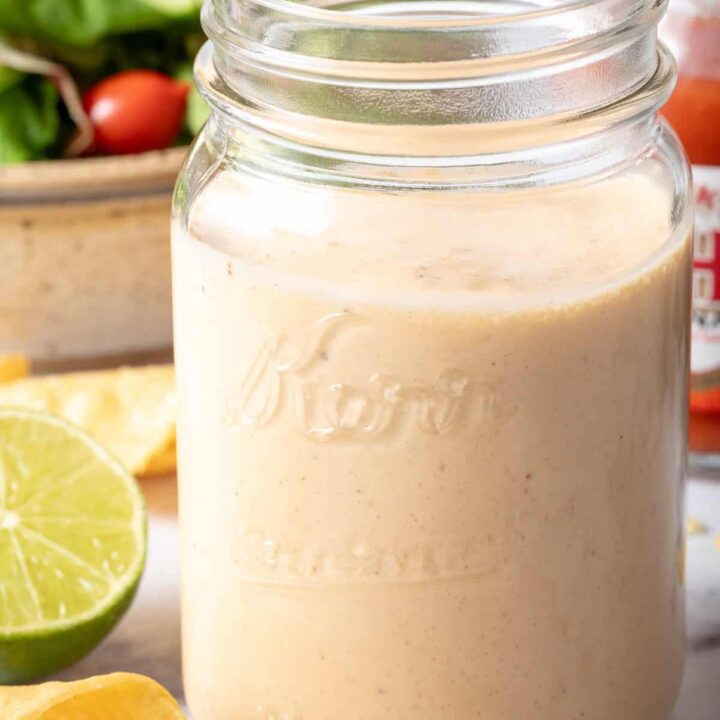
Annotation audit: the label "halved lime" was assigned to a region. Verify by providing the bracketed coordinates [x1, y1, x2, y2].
[0, 409, 146, 684]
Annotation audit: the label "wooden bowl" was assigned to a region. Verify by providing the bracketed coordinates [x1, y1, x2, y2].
[0, 148, 186, 370]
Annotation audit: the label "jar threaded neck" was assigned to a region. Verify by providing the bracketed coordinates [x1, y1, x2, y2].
[196, 0, 675, 162]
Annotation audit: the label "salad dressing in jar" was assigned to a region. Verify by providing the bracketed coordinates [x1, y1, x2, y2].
[173, 1, 692, 718]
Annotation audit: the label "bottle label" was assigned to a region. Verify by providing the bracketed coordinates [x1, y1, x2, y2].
[691, 165, 720, 403]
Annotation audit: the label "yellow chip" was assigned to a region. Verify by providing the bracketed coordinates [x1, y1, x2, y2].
[0, 364, 176, 477]
[0, 673, 185, 719]
[0, 354, 30, 383]
[143, 437, 177, 477]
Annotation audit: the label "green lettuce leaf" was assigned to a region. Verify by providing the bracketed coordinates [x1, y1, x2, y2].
[176, 63, 209, 137]
[140, 0, 203, 17]
[0, 0, 201, 47]
[0, 74, 60, 163]
[0, 65, 23, 94]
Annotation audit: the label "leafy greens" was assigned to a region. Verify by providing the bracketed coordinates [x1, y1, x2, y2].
[0, 0, 205, 164]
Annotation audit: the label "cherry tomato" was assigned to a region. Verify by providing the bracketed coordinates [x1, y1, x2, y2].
[83, 70, 190, 155]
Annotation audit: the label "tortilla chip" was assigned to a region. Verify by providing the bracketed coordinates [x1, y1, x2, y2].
[0, 354, 30, 383]
[142, 437, 177, 477]
[0, 364, 176, 477]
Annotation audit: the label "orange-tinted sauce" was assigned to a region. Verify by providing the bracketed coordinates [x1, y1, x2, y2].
[663, 12, 720, 452]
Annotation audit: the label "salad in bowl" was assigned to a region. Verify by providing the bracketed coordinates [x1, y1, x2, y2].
[0, 0, 208, 368]
[0, 0, 208, 163]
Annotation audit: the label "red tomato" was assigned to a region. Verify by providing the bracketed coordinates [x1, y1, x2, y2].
[83, 70, 190, 155]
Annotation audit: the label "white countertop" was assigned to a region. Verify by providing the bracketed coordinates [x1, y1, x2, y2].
[674, 478, 720, 720]
[54, 476, 720, 718]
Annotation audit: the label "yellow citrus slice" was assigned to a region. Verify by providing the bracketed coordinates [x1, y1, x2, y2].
[0, 673, 184, 719]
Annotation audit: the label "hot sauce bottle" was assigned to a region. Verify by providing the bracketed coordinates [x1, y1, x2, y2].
[663, 0, 720, 468]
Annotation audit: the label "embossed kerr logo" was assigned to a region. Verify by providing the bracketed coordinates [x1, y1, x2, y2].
[225, 312, 515, 440]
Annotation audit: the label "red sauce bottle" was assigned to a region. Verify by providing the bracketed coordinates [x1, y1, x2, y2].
[662, 1, 720, 467]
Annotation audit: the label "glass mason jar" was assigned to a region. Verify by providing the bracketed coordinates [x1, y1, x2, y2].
[173, 1, 692, 719]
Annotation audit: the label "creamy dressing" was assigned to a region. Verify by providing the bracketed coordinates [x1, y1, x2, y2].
[174, 168, 690, 720]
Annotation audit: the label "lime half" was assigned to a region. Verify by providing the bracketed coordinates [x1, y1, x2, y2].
[0, 409, 146, 684]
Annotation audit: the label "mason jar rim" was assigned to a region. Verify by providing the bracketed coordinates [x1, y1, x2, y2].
[212, 0, 653, 32]
[205, 0, 666, 68]
[203, 0, 668, 97]
[196, 0, 675, 165]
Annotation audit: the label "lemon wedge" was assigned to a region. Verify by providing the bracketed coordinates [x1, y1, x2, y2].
[0, 673, 184, 719]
